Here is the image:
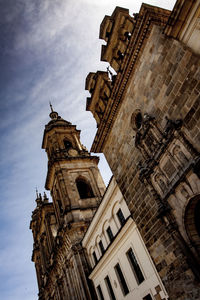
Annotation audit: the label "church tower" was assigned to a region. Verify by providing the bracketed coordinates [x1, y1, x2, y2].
[30, 107, 105, 300]
[42, 105, 105, 230]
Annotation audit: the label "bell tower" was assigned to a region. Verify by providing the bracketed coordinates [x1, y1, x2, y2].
[42, 105, 105, 233]
[31, 107, 106, 300]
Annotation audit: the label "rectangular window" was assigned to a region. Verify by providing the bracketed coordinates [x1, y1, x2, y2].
[92, 251, 98, 264]
[99, 240, 105, 255]
[106, 226, 114, 242]
[105, 276, 116, 300]
[126, 248, 144, 284]
[143, 294, 153, 300]
[114, 263, 129, 295]
[97, 285, 104, 300]
[117, 208, 126, 226]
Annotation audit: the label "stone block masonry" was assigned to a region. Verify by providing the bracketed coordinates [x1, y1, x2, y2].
[102, 25, 200, 299]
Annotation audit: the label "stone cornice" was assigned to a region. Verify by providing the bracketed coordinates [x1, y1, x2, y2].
[91, 4, 171, 153]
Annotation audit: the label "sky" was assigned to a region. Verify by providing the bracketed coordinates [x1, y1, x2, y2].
[0, 0, 176, 299]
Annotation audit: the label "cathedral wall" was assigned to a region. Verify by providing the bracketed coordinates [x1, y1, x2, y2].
[102, 25, 200, 299]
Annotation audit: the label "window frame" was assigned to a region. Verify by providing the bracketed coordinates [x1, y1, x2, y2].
[96, 285, 104, 300]
[106, 226, 114, 243]
[92, 251, 98, 265]
[114, 262, 129, 296]
[117, 208, 126, 227]
[126, 247, 144, 285]
[104, 275, 116, 300]
[99, 240, 105, 255]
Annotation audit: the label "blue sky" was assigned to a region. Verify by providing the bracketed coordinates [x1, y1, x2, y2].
[0, 0, 175, 299]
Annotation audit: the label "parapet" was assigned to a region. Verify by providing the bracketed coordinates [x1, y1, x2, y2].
[99, 7, 135, 72]
[85, 71, 112, 127]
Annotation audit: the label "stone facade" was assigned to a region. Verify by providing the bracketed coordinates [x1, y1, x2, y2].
[86, 1, 200, 299]
[30, 108, 105, 299]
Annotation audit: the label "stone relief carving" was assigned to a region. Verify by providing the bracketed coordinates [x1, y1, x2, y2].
[154, 173, 167, 194]
[131, 112, 198, 199]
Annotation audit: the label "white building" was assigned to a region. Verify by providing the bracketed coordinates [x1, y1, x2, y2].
[82, 177, 168, 300]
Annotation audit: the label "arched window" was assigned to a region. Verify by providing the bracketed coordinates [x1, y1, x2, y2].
[185, 195, 200, 256]
[64, 139, 72, 151]
[76, 179, 94, 199]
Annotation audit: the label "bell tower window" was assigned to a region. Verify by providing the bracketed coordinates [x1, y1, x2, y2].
[76, 179, 94, 199]
[64, 139, 72, 151]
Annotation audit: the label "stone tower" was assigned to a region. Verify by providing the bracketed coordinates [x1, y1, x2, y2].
[30, 107, 105, 300]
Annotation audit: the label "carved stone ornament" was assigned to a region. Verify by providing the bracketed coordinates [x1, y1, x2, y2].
[68, 148, 78, 157]
[130, 109, 143, 131]
[134, 114, 183, 182]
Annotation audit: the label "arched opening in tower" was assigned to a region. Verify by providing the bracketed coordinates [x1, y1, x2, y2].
[76, 179, 94, 199]
[64, 139, 72, 151]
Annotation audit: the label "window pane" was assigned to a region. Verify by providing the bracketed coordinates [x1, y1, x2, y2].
[106, 226, 114, 242]
[97, 285, 104, 300]
[143, 294, 153, 300]
[105, 276, 116, 300]
[127, 248, 144, 284]
[114, 263, 129, 295]
[117, 209, 126, 226]
[99, 241, 105, 255]
[93, 251, 98, 264]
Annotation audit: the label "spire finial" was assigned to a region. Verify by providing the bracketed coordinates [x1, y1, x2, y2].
[49, 101, 54, 113]
[49, 101, 58, 120]
[36, 187, 39, 198]
[43, 191, 49, 203]
[35, 189, 43, 207]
